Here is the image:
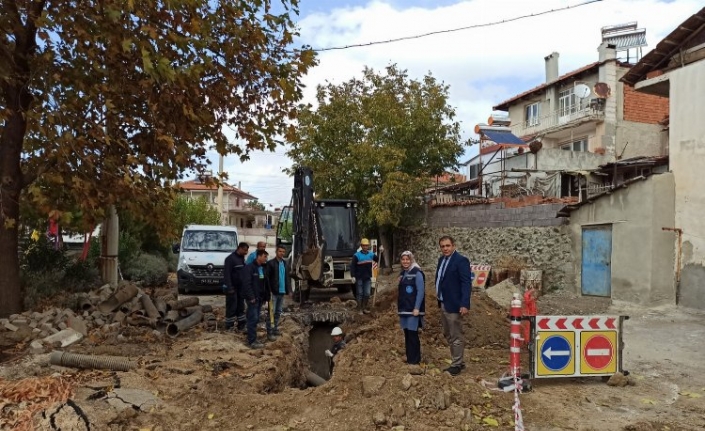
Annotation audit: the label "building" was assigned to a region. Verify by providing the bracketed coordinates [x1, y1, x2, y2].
[620, 7, 705, 310]
[458, 27, 669, 203]
[177, 176, 271, 229]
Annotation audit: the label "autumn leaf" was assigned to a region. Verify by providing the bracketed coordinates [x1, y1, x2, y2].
[482, 417, 499, 426]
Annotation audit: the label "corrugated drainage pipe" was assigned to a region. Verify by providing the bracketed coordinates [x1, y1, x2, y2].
[50, 351, 136, 372]
[166, 310, 203, 338]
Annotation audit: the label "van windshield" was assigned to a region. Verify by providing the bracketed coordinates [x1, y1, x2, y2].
[182, 230, 237, 252]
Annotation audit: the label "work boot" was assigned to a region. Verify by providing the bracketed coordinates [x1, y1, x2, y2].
[357, 300, 364, 315]
[362, 299, 370, 315]
[267, 334, 277, 342]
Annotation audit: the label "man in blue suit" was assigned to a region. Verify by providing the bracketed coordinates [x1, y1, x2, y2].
[435, 235, 472, 376]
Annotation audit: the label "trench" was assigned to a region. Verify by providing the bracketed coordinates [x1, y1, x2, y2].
[307, 322, 338, 382]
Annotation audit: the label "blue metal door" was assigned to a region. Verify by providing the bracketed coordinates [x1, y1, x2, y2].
[581, 225, 612, 297]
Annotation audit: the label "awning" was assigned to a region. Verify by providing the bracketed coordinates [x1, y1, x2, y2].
[480, 129, 525, 145]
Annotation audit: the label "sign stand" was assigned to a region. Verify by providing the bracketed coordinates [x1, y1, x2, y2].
[529, 315, 630, 379]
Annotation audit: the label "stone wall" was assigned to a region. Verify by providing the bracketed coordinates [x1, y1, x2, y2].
[394, 225, 574, 291]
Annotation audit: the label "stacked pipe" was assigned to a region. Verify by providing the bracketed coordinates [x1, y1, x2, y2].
[0, 283, 211, 355]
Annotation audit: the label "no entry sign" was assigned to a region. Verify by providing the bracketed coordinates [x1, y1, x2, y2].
[580, 331, 617, 374]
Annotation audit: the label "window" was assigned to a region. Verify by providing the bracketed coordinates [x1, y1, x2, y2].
[525, 103, 540, 126]
[558, 89, 577, 117]
[561, 138, 588, 152]
[468, 164, 480, 179]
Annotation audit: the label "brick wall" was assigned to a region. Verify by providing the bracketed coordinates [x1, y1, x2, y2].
[428, 202, 568, 228]
[623, 84, 669, 124]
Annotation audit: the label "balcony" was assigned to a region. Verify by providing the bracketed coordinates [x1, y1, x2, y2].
[511, 100, 605, 137]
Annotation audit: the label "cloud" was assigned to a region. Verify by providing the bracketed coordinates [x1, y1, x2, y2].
[214, 0, 700, 207]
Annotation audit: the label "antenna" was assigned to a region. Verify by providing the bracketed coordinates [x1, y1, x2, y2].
[573, 83, 592, 99]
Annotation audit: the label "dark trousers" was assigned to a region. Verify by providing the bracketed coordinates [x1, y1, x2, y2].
[246, 299, 262, 345]
[404, 329, 421, 365]
[224, 290, 246, 330]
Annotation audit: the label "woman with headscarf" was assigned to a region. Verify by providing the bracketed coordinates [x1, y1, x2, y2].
[398, 250, 425, 365]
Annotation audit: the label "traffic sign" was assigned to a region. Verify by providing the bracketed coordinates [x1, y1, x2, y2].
[535, 331, 575, 377]
[580, 331, 617, 374]
[471, 265, 491, 289]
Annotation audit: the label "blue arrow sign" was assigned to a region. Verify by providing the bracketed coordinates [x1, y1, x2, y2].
[541, 335, 571, 371]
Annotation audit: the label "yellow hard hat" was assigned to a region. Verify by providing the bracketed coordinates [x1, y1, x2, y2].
[360, 238, 370, 245]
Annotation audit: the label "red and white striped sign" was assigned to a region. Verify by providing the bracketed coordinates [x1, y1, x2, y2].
[471, 264, 492, 272]
[536, 316, 617, 331]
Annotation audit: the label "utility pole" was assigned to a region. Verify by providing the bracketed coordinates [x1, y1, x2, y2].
[218, 154, 225, 225]
[101, 205, 119, 286]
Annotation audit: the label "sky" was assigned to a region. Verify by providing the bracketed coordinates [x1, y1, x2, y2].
[211, 0, 699, 209]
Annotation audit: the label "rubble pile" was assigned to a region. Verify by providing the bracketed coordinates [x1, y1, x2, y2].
[0, 283, 212, 354]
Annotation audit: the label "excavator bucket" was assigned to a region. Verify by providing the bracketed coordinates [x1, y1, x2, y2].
[300, 246, 323, 281]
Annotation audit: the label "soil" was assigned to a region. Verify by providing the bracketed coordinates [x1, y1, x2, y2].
[1, 274, 704, 431]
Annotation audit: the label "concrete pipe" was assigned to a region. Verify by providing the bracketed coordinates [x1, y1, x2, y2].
[166, 310, 203, 338]
[126, 315, 157, 328]
[179, 305, 200, 317]
[97, 284, 138, 313]
[141, 295, 160, 320]
[306, 370, 327, 387]
[166, 297, 199, 311]
[163, 310, 181, 323]
[153, 297, 167, 318]
[50, 351, 136, 372]
[121, 296, 142, 314]
[112, 311, 126, 324]
[203, 312, 217, 328]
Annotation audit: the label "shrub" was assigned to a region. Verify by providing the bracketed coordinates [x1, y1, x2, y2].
[122, 253, 169, 286]
[21, 269, 65, 310]
[21, 235, 68, 272]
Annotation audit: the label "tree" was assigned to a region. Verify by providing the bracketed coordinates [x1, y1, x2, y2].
[288, 65, 464, 263]
[0, 1, 315, 316]
[246, 200, 266, 211]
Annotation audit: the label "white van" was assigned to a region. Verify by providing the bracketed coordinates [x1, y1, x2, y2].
[173, 225, 239, 294]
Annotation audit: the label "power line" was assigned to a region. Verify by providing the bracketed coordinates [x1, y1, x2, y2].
[312, 0, 603, 52]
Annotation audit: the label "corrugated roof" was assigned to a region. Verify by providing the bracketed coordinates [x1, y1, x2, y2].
[621, 7, 705, 86]
[178, 179, 257, 199]
[493, 61, 603, 111]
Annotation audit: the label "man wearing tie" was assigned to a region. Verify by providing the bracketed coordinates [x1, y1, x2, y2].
[435, 235, 472, 376]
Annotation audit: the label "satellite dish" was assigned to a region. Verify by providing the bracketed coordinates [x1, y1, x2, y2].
[594, 82, 612, 98]
[573, 83, 591, 99]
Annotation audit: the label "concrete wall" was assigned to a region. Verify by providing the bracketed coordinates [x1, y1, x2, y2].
[395, 225, 574, 291]
[427, 203, 567, 229]
[670, 60, 705, 310]
[566, 173, 675, 305]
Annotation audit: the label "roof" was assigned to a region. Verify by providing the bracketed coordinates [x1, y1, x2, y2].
[556, 176, 648, 217]
[621, 7, 705, 86]
[178, 179, 257, 199]
[493, 61, 605, 111]
[598, 155, 669, 171]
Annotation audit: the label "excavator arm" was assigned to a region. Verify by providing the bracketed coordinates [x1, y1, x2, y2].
[289, 167, 326, 282]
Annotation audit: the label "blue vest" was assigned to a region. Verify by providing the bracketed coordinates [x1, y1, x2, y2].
[398, 268, 425, 315]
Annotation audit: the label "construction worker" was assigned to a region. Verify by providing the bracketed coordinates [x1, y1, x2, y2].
[325, 326, 346, 374]
[351, 238, 378, 314]
[246, 241, 268, 264]
[241, 249, 270, 349]
[223, 242, 249, 331]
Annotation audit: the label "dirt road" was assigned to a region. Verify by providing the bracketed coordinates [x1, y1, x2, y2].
[1, 275, 704, 430]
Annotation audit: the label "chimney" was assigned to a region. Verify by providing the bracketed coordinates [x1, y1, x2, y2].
[598, 42, 617, 62]
[544, 52, 559, 83]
